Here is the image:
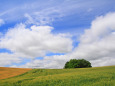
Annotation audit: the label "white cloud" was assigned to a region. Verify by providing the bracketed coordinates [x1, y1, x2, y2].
[0, 19, 4, 26]
[1, 10, 115, 68]
[0, 23, 73, 59]
[24, 8, 63, 25]
[18, 12, 115, 68]
[0, 1, 64, 25]
[0, 0, 106, 26]
[70, 12, 115, 66]
[0, 53, 21, 66]
[18, 55, 68, 69]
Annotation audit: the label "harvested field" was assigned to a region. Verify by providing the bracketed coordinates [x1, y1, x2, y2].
[0, 67, 31, 79]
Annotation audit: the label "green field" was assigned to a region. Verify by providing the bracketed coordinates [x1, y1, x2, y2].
[0, 66, 115, 86]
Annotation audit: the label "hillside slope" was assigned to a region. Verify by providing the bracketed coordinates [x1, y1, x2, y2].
[0, 66, 115, 86]
[0, 67, 31, 79]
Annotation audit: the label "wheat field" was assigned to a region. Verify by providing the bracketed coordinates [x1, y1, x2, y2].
[0, 67, 31, 79]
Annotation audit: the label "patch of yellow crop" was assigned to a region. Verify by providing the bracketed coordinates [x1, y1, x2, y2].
[0, 67, 31, 79]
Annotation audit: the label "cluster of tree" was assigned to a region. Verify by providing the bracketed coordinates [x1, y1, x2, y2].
[64, 59, 92, 68]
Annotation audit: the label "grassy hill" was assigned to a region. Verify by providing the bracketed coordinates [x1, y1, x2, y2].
[0, 66, 115, 86]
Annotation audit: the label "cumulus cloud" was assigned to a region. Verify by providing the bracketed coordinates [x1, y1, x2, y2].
[0, 19, 4, 26]
[18, 12, 115, 68]
[70, 12, 115, 66]
[19, 55, 68, 69]
[0, 53, 21, 66]
[1, 12, 115, 68]
[0, 23, 73, 59]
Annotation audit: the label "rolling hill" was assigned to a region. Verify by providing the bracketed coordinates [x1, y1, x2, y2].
[0, 66, 115, 86]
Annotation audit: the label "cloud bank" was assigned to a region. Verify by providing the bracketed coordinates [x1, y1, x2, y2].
[13, 12, 115, 68]
[0, 12, 115, 68]
[0, 24, 72, 59]
[71, 12, 115, 67]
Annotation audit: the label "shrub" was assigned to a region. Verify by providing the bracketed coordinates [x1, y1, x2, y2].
[64, 59, 92, 68]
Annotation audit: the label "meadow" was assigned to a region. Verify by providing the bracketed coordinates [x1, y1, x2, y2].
[0, 66, 115, 86]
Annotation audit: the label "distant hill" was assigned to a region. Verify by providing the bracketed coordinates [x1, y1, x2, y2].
[0, 66, 115, 86]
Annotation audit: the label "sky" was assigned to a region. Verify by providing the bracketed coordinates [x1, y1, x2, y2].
[0, 0, 115, 68]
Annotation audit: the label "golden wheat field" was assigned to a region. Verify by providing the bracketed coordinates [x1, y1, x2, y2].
[0, 66, 115, 86]
[0, 67, 31, 79]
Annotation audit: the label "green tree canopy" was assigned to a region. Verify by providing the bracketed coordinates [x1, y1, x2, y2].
[64, 59, 92, 68]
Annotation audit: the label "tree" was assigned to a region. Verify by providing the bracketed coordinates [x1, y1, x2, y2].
[64, 59, 92, 68]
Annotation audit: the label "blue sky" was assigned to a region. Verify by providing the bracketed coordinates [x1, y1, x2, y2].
[0, 0, 115, 68]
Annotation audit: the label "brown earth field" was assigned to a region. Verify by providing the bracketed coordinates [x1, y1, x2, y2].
[0, 67, 31, 79]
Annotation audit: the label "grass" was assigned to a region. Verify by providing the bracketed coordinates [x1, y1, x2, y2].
[0, 66, 115, 86]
